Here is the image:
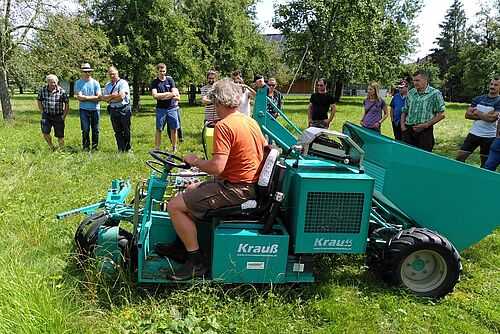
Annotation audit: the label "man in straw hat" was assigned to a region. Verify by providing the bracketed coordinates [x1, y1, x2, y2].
[75, 63, 101, 151]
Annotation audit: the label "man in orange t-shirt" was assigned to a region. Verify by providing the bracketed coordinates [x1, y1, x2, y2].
[156, 78, 267, 281]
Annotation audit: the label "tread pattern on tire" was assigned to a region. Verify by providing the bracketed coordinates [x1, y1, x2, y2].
[382, 227, 462, 298]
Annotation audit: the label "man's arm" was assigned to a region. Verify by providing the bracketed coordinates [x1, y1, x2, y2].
[78, 84, 101, 102]
[37, 100, 44, 113]
[413, 112, 445, 132]
[62, 101, 69, 120]
[184, 153, 228, 175]
[201, 96, 213, 105]
[327, 103, 336, 125]
[465, 106, 480, 120]
[77, 92, 101, 102]
[152, 86, 178, 101]
[244, 85, 256, 98]
[390, 107, 395, 122]
[401, 112, 407, 131]
[474, 109, 499, 122]
[102, 91, 125, 103]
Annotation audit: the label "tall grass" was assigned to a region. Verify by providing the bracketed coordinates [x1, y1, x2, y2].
[0, 93, 497, 333]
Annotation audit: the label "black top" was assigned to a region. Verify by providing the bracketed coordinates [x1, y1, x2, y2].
[309, 92, 335, 120]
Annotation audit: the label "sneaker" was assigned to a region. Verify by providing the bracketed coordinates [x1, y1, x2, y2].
[165, 258, 208, 281]
[154, 241, 188, 263]
[179, 138, 184, 143]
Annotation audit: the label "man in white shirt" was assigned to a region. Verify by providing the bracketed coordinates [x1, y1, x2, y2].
[232, 70, 255, 117]
[456, 76, 500, 167]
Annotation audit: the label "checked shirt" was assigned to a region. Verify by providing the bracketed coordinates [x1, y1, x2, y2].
[402, 85, 445, 125]
[37, 86, 69, 115]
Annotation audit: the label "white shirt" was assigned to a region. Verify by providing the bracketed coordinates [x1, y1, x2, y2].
[238, 90, 251, 117]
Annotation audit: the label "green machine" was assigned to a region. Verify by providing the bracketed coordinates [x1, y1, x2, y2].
[58, 89, 500, 298]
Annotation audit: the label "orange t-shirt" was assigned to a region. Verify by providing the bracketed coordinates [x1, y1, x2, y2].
[213, 113, 267, 183]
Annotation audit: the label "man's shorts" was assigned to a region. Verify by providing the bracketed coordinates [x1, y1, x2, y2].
[182, 178, 257, 219]
[41, 113, 65, 138]
[156, 107, 180, 131]
[459, 133, 495, 156]
[309, 119, 328, 128]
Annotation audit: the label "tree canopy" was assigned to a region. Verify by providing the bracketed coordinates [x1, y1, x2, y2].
[430, 0, 499, 101]
[273, 0, 422, 100]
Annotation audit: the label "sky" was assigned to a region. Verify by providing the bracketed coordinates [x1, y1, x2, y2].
[254, 0, 489, 62]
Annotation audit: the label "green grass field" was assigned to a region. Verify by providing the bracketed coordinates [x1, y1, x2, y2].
[0, 93, 498, 333]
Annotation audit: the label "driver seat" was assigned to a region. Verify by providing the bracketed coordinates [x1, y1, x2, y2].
[203, 146, 286, 233]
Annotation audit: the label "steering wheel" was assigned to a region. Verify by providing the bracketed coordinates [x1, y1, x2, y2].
[149, 150, 191, 170]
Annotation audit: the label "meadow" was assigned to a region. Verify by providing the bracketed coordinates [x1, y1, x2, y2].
[0, 92, 498, 333]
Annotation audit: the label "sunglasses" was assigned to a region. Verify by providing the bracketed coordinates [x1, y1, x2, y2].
[268, 84, 276, 87]
[316, 84, 324, 87]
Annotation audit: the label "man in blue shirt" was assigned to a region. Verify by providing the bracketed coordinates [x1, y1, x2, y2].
[389, 80, 408, 141]
[75, 63, 101, 151]
[101, 66, 132, 152]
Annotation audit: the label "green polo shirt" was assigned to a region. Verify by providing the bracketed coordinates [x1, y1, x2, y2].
[402, 85, 445, 125]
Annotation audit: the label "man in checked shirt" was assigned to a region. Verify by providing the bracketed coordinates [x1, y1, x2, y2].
[37, 74, 70, 150]
[401, 70, 445, 152]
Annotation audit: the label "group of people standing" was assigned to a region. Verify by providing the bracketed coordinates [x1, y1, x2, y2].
[306, 70, 500, 172]
[36, 64, 500, 172]
[37, 63, 183, 153]
[199, 70, 283, 125]
[38, 64, 132, 152]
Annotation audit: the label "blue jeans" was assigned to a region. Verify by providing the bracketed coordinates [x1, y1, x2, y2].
[109, 105, 132, 152]
[80, 108, 100, 150]
[484, 138, 500, 171]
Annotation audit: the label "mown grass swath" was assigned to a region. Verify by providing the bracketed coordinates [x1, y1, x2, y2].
[0, 93, 497, 333]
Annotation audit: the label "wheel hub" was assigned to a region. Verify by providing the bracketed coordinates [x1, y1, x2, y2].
[401, 249, 447, 293]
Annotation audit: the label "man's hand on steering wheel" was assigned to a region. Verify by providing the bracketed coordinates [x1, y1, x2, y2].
[183, 153, 199, 167]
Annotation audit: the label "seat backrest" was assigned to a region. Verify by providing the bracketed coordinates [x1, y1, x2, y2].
[256, 146, 280, 198]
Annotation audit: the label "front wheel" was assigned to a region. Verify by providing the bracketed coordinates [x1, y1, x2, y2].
[382, 227, 462, 298]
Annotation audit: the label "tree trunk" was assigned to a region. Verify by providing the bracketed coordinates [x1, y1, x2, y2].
[188, 84, 196, 105]
[19, 86, 23, 94]
[333, 80, 343, 103]
[0, 67, 13, 119]
[69, 80, 75, 97]
[140, 83, 145, 95]
[132, 75, 140, 111]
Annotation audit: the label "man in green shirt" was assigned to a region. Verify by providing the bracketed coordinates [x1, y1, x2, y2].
[401, 70, 445, 152]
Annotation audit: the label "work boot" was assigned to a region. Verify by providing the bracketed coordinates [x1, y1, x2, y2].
[154, 238, 188, 263]
[165, 249, 208, 281]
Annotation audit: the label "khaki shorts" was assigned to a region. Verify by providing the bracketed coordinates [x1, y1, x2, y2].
[183, 178, 257, 219]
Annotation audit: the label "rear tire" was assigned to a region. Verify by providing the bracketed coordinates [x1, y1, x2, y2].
[382, 227, 462, 298]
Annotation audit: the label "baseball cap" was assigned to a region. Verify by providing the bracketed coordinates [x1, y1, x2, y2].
[397, 80, 408, 88]
[253, 74, 263, 83]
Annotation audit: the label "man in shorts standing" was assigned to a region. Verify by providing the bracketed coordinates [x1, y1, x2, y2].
[456, 76, 500, 167]
[155, 78, 267, 281]
[37, 74, 69, 150]
[151, 63, 181, 151]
